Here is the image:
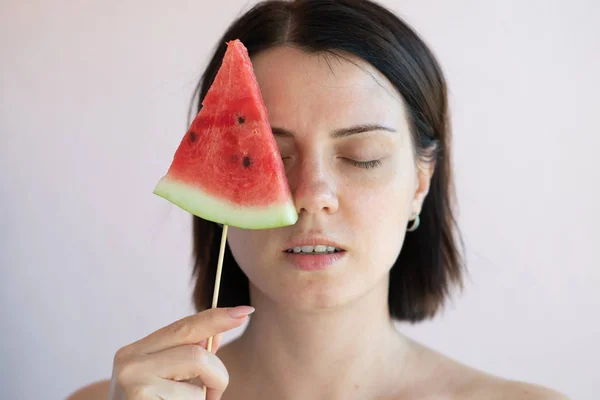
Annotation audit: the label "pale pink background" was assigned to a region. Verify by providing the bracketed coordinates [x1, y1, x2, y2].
[1, 1, 598, 399]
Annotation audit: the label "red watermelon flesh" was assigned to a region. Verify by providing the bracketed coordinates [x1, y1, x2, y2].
[153, 39, 298, 229]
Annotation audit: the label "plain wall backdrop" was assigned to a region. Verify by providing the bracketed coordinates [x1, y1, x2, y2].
[1, 0, 598, 399]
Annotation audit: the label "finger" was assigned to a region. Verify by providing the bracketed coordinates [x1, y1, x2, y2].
[149, 344, 228, 391]
[199, 332, 224, 353]
[213, 333, 224, 353]
[180, 378, 223, 400]
[151, 378, 207, 400]
[128, 306, 254, 355]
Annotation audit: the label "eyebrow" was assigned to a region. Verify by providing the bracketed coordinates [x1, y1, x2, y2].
[271, 124, 396, 139]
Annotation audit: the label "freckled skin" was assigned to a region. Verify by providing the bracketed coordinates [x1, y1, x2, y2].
[227, 46, 430, 312]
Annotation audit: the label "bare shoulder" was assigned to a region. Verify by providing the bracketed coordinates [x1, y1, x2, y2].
[448, 358, 569, 399]
[460, 376, 570, 400]
[403, 339, 569, 400]
[66, 379, 111, 400]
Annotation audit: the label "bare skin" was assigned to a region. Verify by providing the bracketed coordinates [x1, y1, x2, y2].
[68, 336, 567, 400]
[68, 47, 569, 400]
[218, 333, 567, 400]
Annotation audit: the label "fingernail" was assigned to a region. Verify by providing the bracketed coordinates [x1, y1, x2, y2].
[227, 305, 255, 319]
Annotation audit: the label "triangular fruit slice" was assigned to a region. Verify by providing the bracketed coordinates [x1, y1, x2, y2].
[153, 39, 298, 229]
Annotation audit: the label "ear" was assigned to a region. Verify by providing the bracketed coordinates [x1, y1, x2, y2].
[411, 158, 435, 217]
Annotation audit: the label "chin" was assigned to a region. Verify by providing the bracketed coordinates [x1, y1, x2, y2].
[248, 262, 377, 313]
[258, 284, 361, 312]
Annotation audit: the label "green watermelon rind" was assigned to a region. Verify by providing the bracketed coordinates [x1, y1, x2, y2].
[154, 176, 298, 230]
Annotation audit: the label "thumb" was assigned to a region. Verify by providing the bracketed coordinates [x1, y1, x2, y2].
[198, 333, 224, 353]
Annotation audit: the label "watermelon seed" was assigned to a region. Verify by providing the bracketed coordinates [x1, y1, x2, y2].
[243, 156, 252, 168]
[189, 131, 197, 142]
[237, 116, 246, 124]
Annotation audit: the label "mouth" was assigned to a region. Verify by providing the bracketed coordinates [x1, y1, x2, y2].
[282, 244, 346, 271]
[281, 235, 347, 270]
[284, 245, 345, 254]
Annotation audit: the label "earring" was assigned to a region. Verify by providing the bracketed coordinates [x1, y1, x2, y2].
[407, 213, 420, 232]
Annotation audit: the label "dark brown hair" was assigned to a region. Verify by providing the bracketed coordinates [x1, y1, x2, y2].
[190, 0, 465, 322]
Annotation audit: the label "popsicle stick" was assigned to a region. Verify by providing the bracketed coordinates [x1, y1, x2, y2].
[203, 223, 228, 397]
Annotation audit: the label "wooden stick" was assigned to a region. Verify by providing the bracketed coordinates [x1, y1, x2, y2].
[203, 224, 228, 397]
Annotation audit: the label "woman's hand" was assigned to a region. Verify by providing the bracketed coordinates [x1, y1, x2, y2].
[109, 306, 254, 400]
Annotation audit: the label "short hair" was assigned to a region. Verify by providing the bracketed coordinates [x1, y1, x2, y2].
[190, 0, 465, 322]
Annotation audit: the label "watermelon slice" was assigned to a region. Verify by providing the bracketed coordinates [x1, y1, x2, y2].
[153, 39, 298, 230]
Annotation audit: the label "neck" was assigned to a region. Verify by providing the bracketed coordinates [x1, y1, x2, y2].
[232, 277, 409, 400]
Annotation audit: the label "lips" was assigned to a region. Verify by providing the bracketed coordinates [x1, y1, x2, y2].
[282, 235, 346, 253]
[281, 234, 347, 271]
[283, 248, 346, 271]
[284, 245, 343, 254]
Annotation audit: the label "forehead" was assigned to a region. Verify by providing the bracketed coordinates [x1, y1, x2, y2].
[250, 46, 406, 129]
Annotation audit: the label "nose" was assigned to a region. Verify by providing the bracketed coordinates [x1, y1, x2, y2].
[290, 158, 339, 216]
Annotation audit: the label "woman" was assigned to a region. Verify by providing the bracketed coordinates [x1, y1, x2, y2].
[70, 1, 568, 399]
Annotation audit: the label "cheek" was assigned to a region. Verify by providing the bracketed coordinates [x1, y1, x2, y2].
[226, 228, 280, 276]
[350, 188, 409, 246]
[226, 229, 261, 270]
[345, 161, 415, 222]
[344, 165, 415, 264]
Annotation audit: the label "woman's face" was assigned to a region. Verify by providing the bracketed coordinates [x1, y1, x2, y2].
[227, 46, 433, 311]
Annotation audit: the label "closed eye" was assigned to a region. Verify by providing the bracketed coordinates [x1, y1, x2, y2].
[342, 158, 382, 169]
